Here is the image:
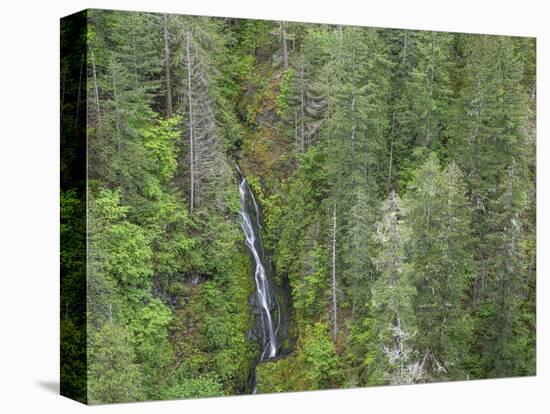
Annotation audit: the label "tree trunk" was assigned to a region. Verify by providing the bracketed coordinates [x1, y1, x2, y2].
[350, 47, 357, 158]
[131, 14, 139, 89]
[300, 54, 305, 152]
[402, 30, 409, 66]
[424, 33, 436, 146]
[388, 111, 396, 190]
[185, 27, 195, 215]
[110, 57, 121, 154]
[90, 47, 101, 138]
[75, 53, 84, 128]
[294, 108, 298, 151]
[163, 14, 173, 118]
[331, 202, 338, 343]
[111, 57, 125, 202]
[281, 21, 288, 69]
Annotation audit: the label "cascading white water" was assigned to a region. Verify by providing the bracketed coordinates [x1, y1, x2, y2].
[238, 176, 278, 361]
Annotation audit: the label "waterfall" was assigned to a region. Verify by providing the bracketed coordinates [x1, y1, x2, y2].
[238, 173, 280, 366]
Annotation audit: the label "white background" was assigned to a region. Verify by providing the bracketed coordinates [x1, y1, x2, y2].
[0, 0, 547, 412]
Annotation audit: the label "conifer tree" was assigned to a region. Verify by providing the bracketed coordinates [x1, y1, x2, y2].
[63, 11, 536, 399]
[448, 35, 528, 304]
[478, 159, 530, 377]
[405, 154, 473, 379]
[173, 16, 231, 214]
[372, 191, 419, 384]
[447, 35, 533, 377]
[286, 27, 329, 153]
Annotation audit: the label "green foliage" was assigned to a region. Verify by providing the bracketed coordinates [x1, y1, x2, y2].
[344, 306, 379, 386]
[405, 154, 473, 379]
[141, 115, 181, 182]
[60, 319, 87, 401]
[298, 323, 341, 389]
[292, 244, 328, 324]
[275, 69, 295, 116]
[128, 299, 172, 361]
[372, 191, 418, 384]
[89, 189, 153, 311]
[256, 323, 341, 393]
[88, 323, 143, 404]
[163, 377, 224, 399]
[255, 356, 302, 393]
[67, 10, 535, 403]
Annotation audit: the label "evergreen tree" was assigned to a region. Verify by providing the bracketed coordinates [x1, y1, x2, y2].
[448, 35, 528, 305]
[477, 159, 531, 377]
[405, 154, 473, 379]
[372, 191, 419, 384]
[61, 11, 536, 400]
[285, 26, 330, 153]
[447, 35, 533, 377]
[172, 16, 232, 214]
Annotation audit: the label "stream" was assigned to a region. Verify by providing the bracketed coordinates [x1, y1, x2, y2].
[238, 170, 281, 393]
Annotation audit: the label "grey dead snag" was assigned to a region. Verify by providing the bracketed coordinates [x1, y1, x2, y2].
[331, 202, 338, 343]
[163, 13, 173, 118]
[184, 26, 195, 215]
[388, 111, 396, 190]
[424, 32, 436, 147]
[90, 47, 101, 139]
[74, 52, 84, 128]
[110, 56, 121, 154]
[281, 21, 289, 69]
[294, 108, 299, 150]
[131, 13, 139, 89]
[350, 46, 357, 158]
[110, 56, 125, 202]
[300, 54, 305, 153]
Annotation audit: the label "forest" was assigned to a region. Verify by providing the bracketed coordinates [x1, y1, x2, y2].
[60, 9, 536, 404]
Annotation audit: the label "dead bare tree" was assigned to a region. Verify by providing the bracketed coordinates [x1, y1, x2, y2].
[281, 21, 289, 69]
[163, 14, 173, 118]
[331, 202, 338, 342]
[299, 54, 305, 153]
[424, 32, 436, 147]
[90, 47, 101, 139]
[184, 26, 195, 215]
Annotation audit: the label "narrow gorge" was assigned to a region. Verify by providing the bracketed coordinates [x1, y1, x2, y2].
[238, 168, 285, 393]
